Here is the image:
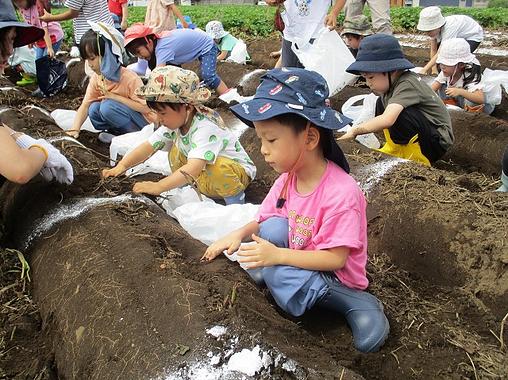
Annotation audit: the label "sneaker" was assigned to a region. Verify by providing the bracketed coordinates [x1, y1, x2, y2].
[31, 88, 45, 98]
[70, 46, 80, 58]
[98, 132, 115, 144]
[16, 74, 37, 86]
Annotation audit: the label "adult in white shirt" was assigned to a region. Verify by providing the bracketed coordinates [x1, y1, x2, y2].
[417, 6, 483, 75]
[266, 0, 346, 68]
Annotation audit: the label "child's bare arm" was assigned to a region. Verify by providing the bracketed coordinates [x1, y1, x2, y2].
[217, 50, 228, 61]
[102, 141, 155, 178]
[339, 103, 404, 140]
[68, 102, 90, 138]
[238, 236, 350, 271]
[121, 3, 128, 30]
[202, 221, 260, 261]
[446, 88, 485, 105]
[169, 4, 188, 28]
[98, 91, 150, 114]
[431, 80, 442, 92]
[132, 157, 205, 195]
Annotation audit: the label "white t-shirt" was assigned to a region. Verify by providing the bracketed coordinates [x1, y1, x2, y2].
[435, 71, 482, 92]
[281, 0, 331, 46]
[439, 15, 484, 43]
[147, 113, 256, 180]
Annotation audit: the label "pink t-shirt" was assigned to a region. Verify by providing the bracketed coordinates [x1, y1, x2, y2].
[256, 161, 368, 290]
[20, 2, 64, 49]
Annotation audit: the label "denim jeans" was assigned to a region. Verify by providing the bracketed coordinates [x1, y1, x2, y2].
[88, 99, 148, 135]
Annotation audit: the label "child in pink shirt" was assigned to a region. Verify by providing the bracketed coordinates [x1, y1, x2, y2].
[13, 0, 64, 59]
[202, 68, 389, 353]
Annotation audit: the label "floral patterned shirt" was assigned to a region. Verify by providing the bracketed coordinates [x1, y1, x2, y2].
[147, 112, 256, 179]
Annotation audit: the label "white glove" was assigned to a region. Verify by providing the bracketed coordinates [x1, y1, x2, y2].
[15, 134, 74, 185]
[35, 139, 74, 185]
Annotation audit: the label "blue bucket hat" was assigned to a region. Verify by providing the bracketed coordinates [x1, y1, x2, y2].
[230, 68, 351, 173]
[346, 34, 414, 75]
[0, 0, 44, 49]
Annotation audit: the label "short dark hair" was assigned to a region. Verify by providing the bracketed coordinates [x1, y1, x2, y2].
[79, 29, 106, 59]
[273, 113, 333, 157]
[343, 33, 362, 39]
[125, 35, 156, 54]
[146, 100, 185, 112]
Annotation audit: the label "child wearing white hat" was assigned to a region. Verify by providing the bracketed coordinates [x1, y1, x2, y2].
[431, 38, 494, 115]
[205, 21, 250, 64]
[417, 6, 483, 75]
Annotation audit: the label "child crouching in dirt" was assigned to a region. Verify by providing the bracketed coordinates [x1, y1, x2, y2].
[340, 15, 372, 58]
[340, 34, 454, 166]
[67, 23, 153, 143]
[431, 38, 494, 115]
[202, 68, 389, 353]
[205, 21, 250, 64]
[102, 66, 256, 204]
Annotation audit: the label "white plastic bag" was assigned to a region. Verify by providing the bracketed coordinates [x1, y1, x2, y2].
[8, 46, 36, 75]
[292, 28, 357, 95]
[173, 202, 259, 246]
[341, 93, 381, 149]
[109, 124, 170, 176]
[50, 109, 99, 133]
[158, 186, 213, 218]
[481, 68, 508, 106]
[226, 39, 249, 65]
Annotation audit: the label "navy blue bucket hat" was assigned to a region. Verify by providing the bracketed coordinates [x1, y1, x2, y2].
[0, 0, 44, 49]
[346, 34, 414, 75]
[230, 68, 351, 173]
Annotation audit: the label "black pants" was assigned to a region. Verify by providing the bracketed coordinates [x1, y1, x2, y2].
[376, 99, 446, 163]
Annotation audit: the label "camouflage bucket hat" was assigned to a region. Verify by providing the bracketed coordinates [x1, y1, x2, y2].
[136, 66, 211, 104]
[341, 15, 373, 37]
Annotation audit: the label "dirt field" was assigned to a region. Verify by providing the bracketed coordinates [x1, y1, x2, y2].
[0, 36, 507, 380]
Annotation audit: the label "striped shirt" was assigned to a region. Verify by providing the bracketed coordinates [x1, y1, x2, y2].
[64, 0, 114, 43]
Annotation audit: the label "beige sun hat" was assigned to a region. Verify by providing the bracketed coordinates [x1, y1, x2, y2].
[417, 6, 446, 32]
[436, 38, 480, 66]
[136, 66, 211, 104]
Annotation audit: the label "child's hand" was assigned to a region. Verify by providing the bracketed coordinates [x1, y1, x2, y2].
[324, 12, 338, 30]
[338, 127, 357, 141]
[66, 129, 80, 139]
[132, 181, 164, 195]
[102, 163, 126, 178]
[237, 234, 281, 269]
[201, 234, 242, 262]
[47, 46, 55, 59]
[98, 91, 121, 102]
[39, 9, 52, 22]
[445, 88, 464, 97]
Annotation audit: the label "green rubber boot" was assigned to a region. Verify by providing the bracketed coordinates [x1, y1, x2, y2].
[16, 73, 37, 86]
[495, 172, 508, 192]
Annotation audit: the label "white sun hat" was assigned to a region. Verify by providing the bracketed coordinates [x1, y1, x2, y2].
[436, 38, 480, 66]
[205, 21, 229, 40]
[417, 6, 446, 31]
[88, 21, 125, 64]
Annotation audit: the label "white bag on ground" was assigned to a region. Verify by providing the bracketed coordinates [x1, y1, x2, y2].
[481, 68, 508, 105]
[292, 28, 357, 95]
[109, 123, 170, 176]
[50, 109, 99, 133]
[173, 202, 259, 246]
[226, 40, 249, 65]
[158, 186, 213, 218]
[8, 46, 36, 75]
[341, 93, 381, 149]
